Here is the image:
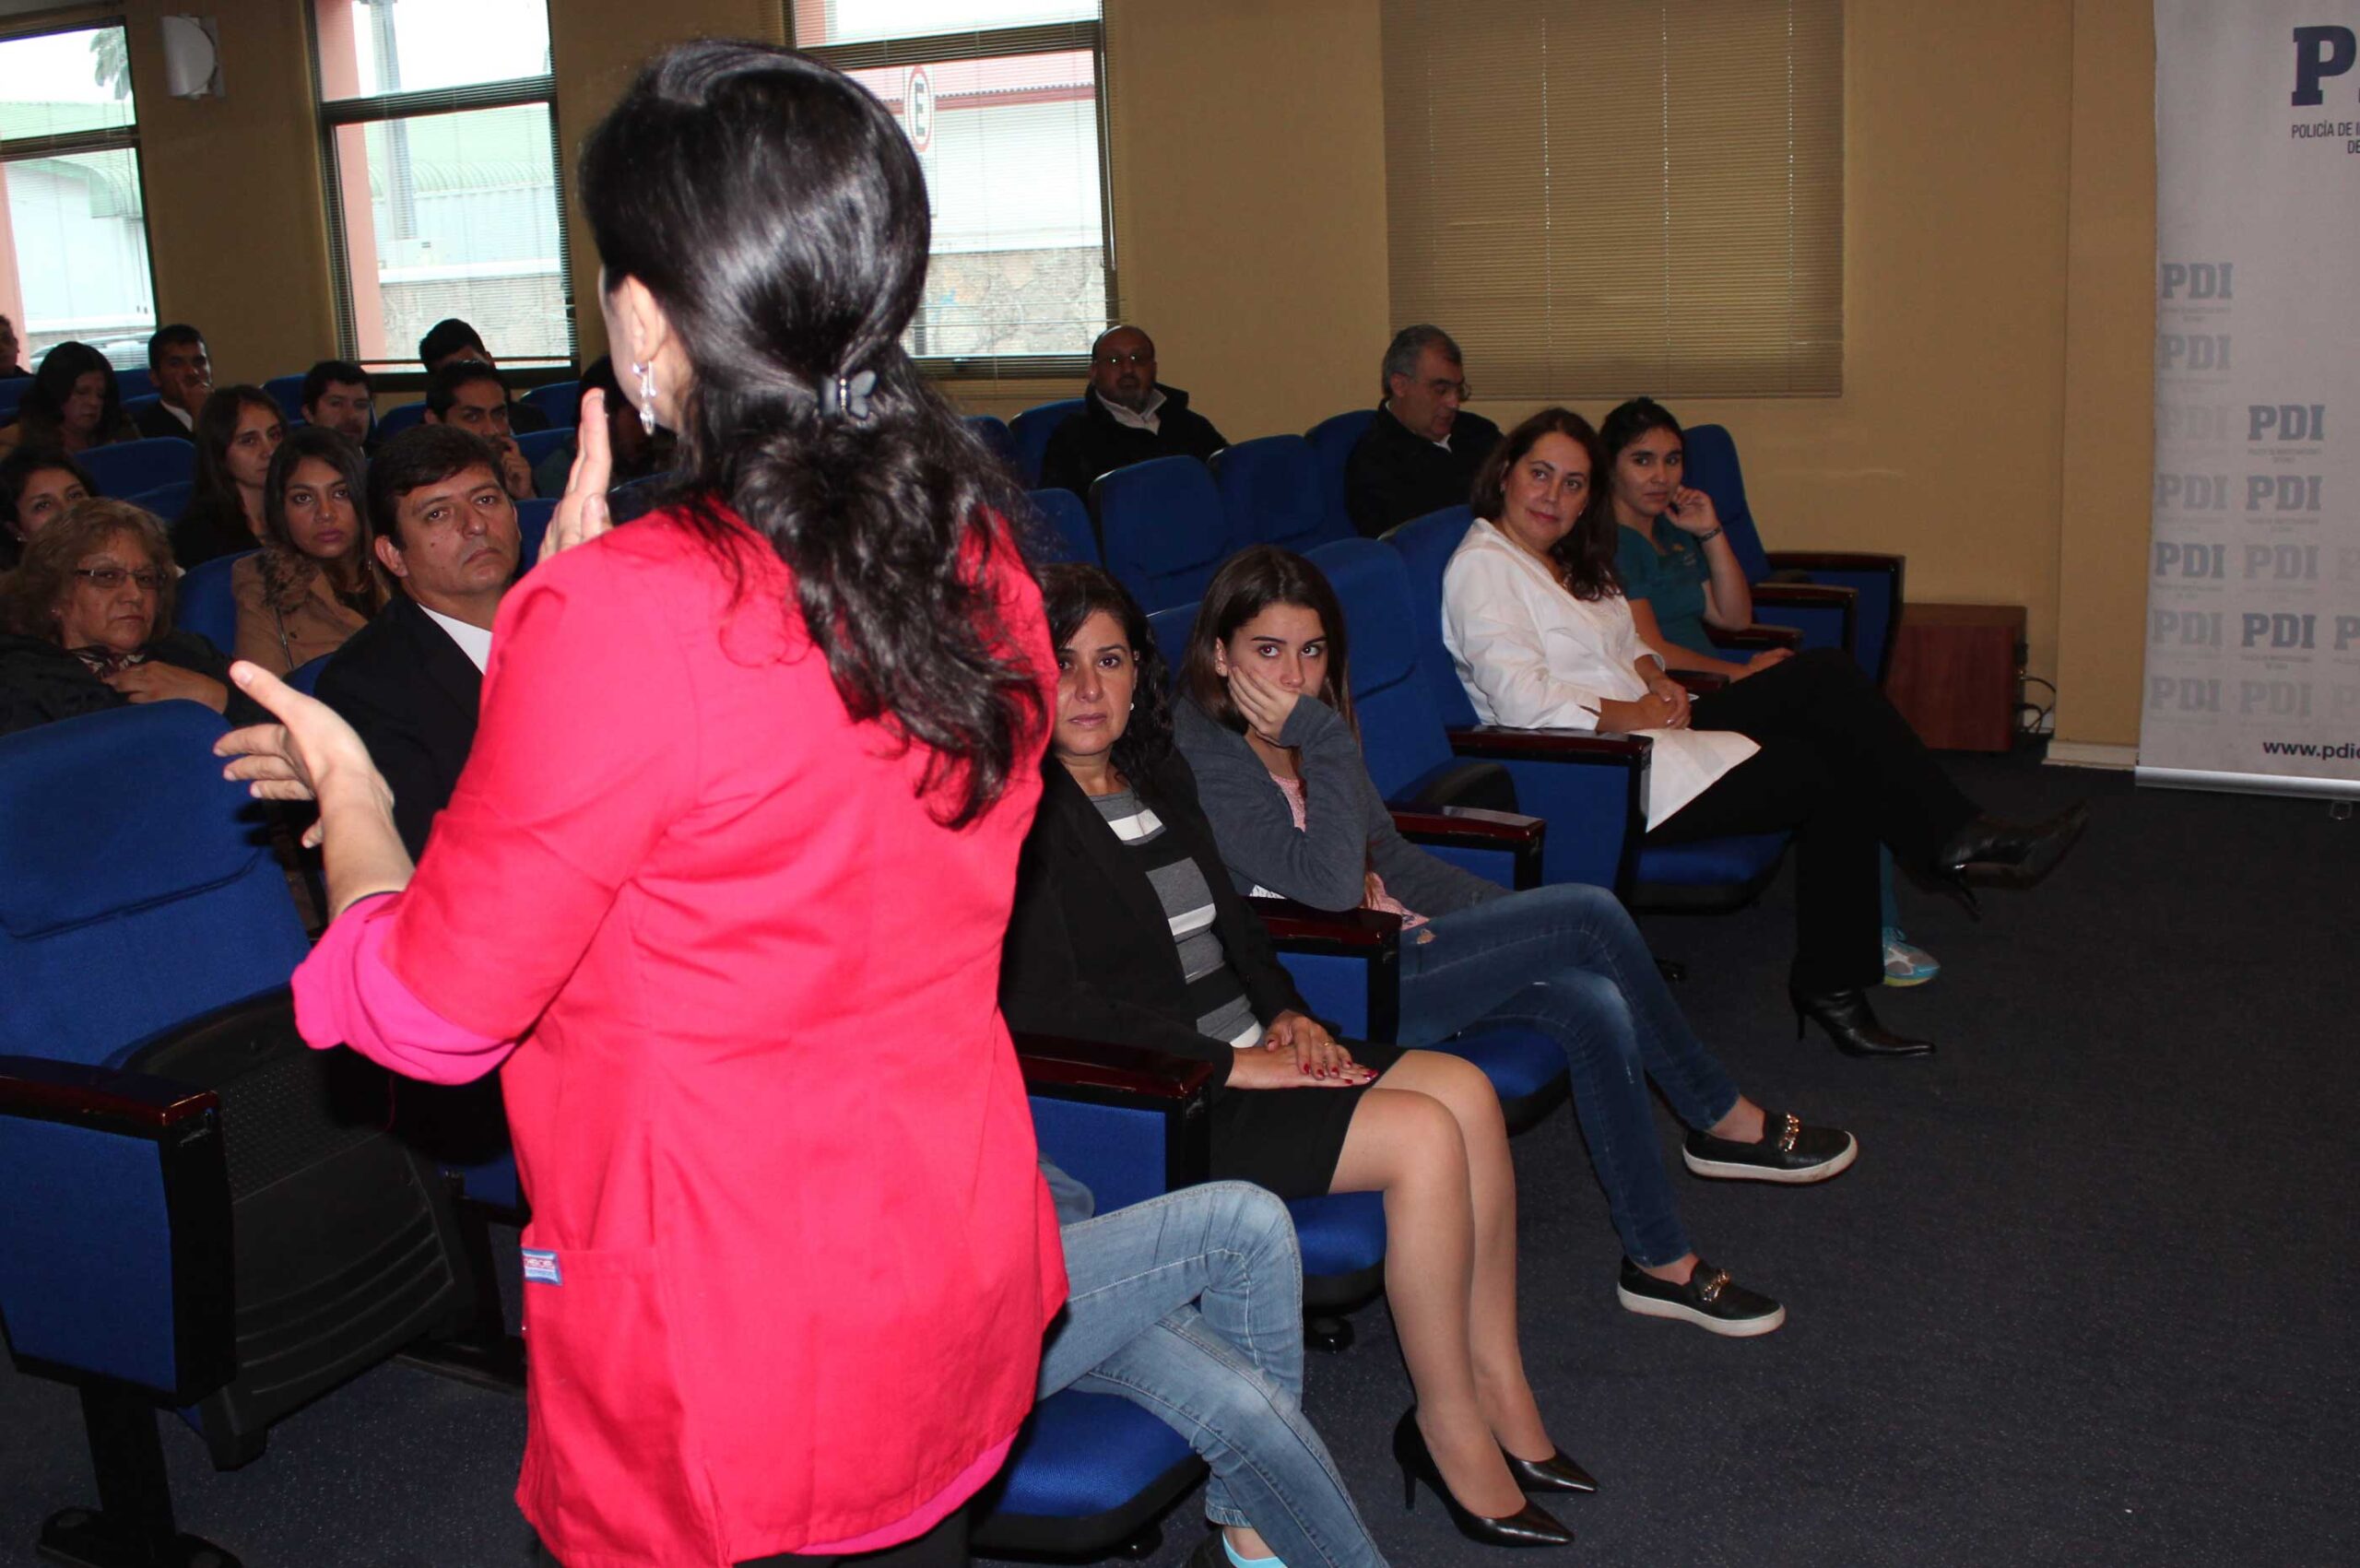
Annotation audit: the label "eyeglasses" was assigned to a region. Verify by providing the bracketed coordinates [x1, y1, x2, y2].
[73, 566, 168, 593]
[1095, 349, 1153, 368]
[1423, 377, 1471, 400]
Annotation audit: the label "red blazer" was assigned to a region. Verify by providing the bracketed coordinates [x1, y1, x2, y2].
[383, 507, 1065, 1566]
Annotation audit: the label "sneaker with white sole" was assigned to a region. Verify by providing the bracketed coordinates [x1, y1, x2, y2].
[1882, 926, 1940, 986]
[1617, 1258, 1786, 1337]
[1682, 1111, 1858, 1184]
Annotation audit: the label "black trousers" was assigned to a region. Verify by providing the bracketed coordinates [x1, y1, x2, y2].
[543, 1502, 967, 1568]
[1646, 648, 1979, 991]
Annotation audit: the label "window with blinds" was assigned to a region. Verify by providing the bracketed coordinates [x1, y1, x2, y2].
[1381, 0, 1843, 399]
[790, 2, 1114, 377]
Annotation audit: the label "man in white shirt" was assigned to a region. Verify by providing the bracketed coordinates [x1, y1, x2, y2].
[314, 425, 521, 857]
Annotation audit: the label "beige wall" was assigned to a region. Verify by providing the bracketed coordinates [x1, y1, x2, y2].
[67, 0, 2154, 744]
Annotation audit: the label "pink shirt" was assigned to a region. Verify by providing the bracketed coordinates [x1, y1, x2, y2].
[1268, 772, 1427, 929]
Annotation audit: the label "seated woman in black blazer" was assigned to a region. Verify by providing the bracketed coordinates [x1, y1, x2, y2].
[1003, 564, 1580, 1549]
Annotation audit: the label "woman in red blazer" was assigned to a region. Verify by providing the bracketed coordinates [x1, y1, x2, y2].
[218, 43, 1062, 1568]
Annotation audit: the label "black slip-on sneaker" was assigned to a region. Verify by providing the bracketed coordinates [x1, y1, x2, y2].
[1682, 1111, 1858, 1184]
[1617, 1258, 1787, 1337]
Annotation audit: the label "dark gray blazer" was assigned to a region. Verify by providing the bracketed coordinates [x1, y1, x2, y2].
[1173, 694, 1501, 919]
[313, 593, 484, 860]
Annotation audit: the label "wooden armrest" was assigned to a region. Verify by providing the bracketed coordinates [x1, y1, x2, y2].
[1389, 806, 1544, 844]
[1445, 725, 1651, 762]
[0, 1057, 218, 1133]
[1751, 582, 1858, 610]
[1765, 549, 1905, 575]
[1012, 1033, 1218, 1102]
[1670, 670, 1728, 695]
[1249, 897, 1403, 949]
[1711, 624, 1805, 651]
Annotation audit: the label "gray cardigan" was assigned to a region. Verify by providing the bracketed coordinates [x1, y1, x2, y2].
[1173, 694, 1504, 919]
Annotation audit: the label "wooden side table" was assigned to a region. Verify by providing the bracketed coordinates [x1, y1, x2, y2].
[1883, 603, 2026, 752]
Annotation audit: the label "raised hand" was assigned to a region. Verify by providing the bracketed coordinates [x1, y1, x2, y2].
[1224, 660, 1301, 745]
[1665, 485, 1722, 537]
[541, 388, 616, 561]
[214, 661, 387, 847]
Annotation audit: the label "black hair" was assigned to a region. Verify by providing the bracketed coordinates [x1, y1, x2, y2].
[426, 358, 506, 419]
[1380, 324, 1460, 399]
[579, 39, 1044, 828]
[578, 354, 620, 419]
[188, 385, 284, 518]
[147, 324, 205, 371]
[419, 318, 488, 370]
[1038, 562, 1171, 792]
[0, 445, 100, 535]
[18, 342, 130, 446]
[301, 359, 371, 410]
[1599, 396, 1682, 461]
[1180, 545, 1354, 735]
[367, 424, 502, 548]
[1471, 407, 1621, 600]
[258, 426, 384, 614]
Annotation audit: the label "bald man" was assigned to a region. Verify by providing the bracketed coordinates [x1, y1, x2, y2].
[1037, 324, 1229, 497]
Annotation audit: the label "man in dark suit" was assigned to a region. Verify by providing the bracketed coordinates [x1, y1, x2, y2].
[315, 425, 522, 858]
[133, 324, 212, 441]
[1344, 324, 1504, 537]
[1036, 324, 1228, 497]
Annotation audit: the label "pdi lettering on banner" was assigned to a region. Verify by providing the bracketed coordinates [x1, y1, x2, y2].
[2160, 262, 2235, 299]
[2154, 474, 2230, 512]
[2159, 333, 2232, 372]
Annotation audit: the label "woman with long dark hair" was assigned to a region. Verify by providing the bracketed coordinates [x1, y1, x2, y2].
[1174, 544, 1857, 1336]
[1441, 408, 2088, 1056]
[1004, 563, 1580, 1550]
[0, 341, 136, 457]
[171, 385, 286, 567]
[230, 427, 389, 675]
[214, 42, 1066, 1568]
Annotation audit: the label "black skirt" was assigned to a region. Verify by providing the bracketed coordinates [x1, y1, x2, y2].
[1207, 1041, 1407, 1200]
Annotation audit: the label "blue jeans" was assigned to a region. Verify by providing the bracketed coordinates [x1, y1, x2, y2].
[1038, 1182, 1386, 1568]
[1396, 881, 1741, 1267]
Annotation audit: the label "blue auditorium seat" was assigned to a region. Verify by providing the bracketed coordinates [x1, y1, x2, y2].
[523, 380, 581, 428]
[376, 400, 428, 439]
[127, 478, 194, 523]
[82, 437, 195, 498]
[0, 704, 471, 1565]
[1212, 434, 1350, 553]
[286, 653, 331, 695]
[965, 413, 1017, 470]
[263, 373, 308, 421]
[1092, 455, 1239, 613]
[1011, 397, 1086, 489]
[1304, 408, 1376, 537]
[112, 366, 154, 401]
[1682, 423, 1894, 682]
[0, 374, 31, 422]
[1023, 486, 1099, 566]
[515, 498, 557, 569]
[514, 427, 571, 472]
[174, 549, 253, 654]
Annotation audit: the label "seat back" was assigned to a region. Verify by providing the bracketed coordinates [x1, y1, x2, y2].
[1678, 424, 1774, 584]
[128, 479, 195, 523]
[965, 414, 1017, 471]
[1010, 397, 1086, 488]
[262, 375, 307, 421]
[514, 498, 557, 569]
[0, 374, 32, 420]
[113, 366, 155, 401]
[1144, 600, 1197, 688]
[83, 437, 196, 498]
[1384, 504, 1481, 727]
[523, 380, 580, 427]
[375, 401, 428, 439]
[1304, 408, 1375, 536]
[1304, 538, 1456, 798]
[172, 549, 254, 654]
[1021, 487, 1099, 566]
[0, 705, 311, 1068]
[1212, 434, 1344, 553]
[1092, 456, 1236, 613]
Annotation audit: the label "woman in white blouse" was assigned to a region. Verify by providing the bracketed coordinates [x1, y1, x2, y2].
[1441, 408, 2088, 1056]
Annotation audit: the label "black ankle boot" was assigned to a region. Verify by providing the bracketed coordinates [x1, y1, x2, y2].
[1789, 985, 1934, 1058]
[1935, 802, 2090, 889]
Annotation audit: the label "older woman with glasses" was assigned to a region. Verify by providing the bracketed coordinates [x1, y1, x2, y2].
[0, 497, 267, 737]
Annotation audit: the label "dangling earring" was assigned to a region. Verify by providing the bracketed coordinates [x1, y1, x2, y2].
[633, 360, 658, 436]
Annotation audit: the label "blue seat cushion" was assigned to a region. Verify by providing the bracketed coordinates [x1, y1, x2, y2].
[1637, 832, 1789, 886]
[1286, 1191, 1386, 1277]
[992, 1388, 1197, 1518]
[1428, 1024, 1566, 1103]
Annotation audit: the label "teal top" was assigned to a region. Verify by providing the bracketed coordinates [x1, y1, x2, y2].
[1614, 519, 1716, 656]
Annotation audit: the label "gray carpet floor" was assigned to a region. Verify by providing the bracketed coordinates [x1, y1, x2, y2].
[3, 751, 2353, 1567]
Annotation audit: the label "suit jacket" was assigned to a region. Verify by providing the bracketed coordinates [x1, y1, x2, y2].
[314, 591, 484, 859]
[1000, 750, 1305, 1090]
[1344, 401, 1504, 537]
[132, 399, 196, 442]
[1036, 384, 1228, 497]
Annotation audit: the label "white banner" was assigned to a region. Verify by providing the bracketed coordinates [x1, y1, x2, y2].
[2143, 3, 2360, 797]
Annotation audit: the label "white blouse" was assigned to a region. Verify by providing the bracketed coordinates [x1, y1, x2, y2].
[1441, 517, 1758, 829]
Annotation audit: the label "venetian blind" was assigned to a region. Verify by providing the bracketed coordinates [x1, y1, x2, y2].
[1381, 0, 1843, 398]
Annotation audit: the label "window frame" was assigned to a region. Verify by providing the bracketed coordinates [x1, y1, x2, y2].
[791, 14, 1116, 381]
[307, 5, 576, 375]
[0, 16, 159, 369]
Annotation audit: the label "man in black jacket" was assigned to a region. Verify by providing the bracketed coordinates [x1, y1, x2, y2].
[1036, 324, 1228, 497]
[133, 324, 212, 441]
[315, 426, 520, 858]
[1344, 324, 1504, 537]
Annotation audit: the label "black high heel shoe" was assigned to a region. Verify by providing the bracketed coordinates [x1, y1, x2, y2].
[1936, 802, 2091, 889]
[1499, 1443, 1598, 1495]
[1392, 1410, 1574, 1548]
[1790, 985, 1934, 1059]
